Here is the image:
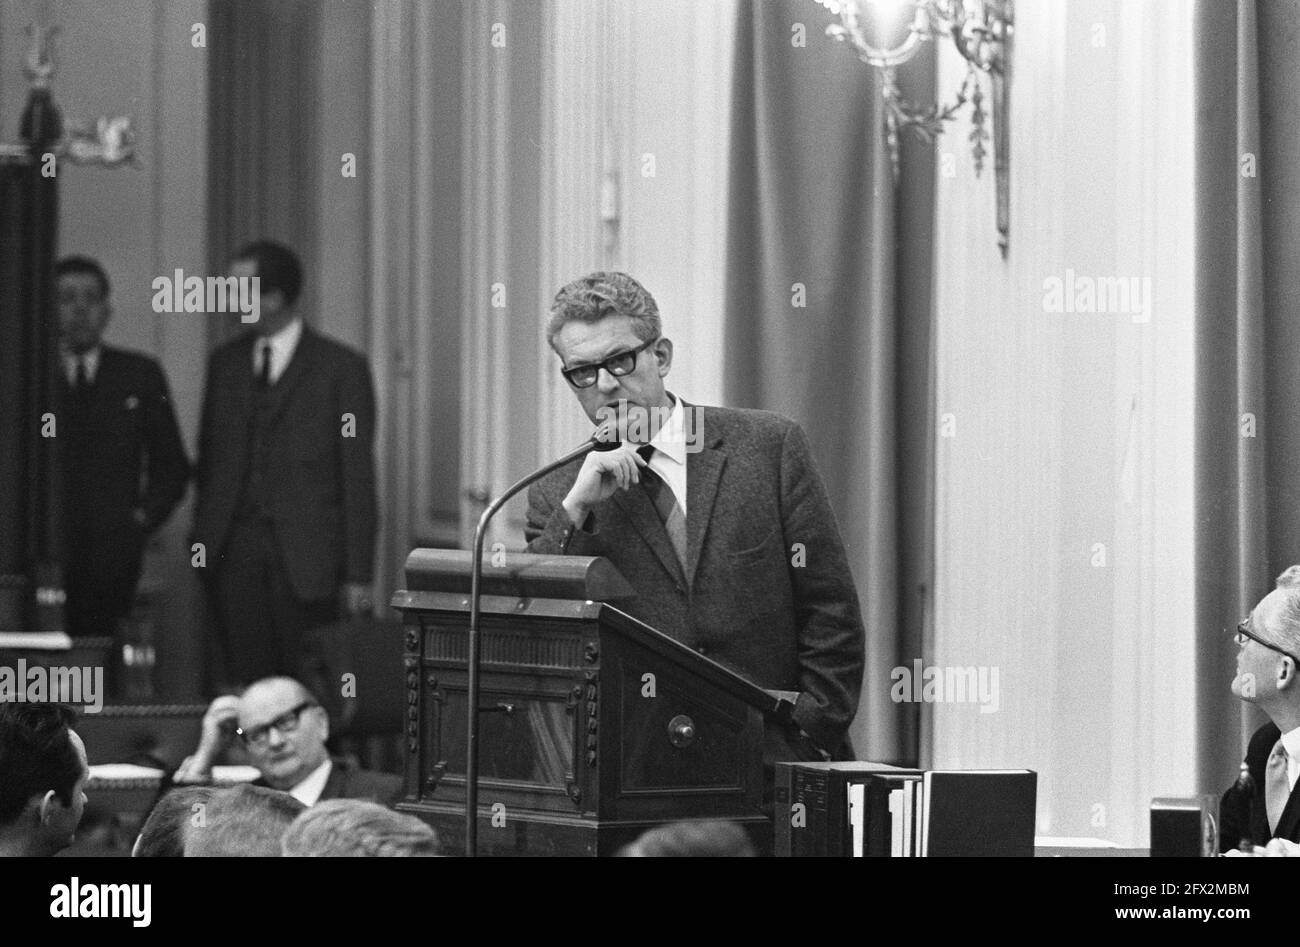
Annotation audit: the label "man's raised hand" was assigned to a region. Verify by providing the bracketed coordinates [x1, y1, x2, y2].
[562, 445, 647, 527]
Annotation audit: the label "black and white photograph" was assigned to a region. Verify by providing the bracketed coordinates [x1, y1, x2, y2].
[0, 0, 1293, 923]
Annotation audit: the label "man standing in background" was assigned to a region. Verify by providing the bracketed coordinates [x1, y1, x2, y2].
[55, 257, 190, 652]
[193, 241, 376, 698]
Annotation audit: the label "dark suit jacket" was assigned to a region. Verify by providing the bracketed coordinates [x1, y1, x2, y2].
[254, 757, 404, 807]
[525, 405, 865, 751]
[59, 345, 189, 564]
[1219, 722, 1300, 851]
[193, 325, 377, 601]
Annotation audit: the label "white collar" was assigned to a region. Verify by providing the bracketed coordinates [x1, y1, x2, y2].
[287, 757, 333, 806]
[62, 346, 102, 382]
[1281, 725, 1300, 764]
[258, 316, 303, 354]
[645, 394, 687, 468]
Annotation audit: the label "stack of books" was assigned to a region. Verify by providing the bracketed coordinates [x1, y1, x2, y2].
[775, 761, 1037, 857]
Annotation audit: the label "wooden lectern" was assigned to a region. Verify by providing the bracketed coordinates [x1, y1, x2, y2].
[391, 549, 792, 856]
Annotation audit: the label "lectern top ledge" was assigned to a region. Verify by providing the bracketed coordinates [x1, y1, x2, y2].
[400, 547, 637, 602]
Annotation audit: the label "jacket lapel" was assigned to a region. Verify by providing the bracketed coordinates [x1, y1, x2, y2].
[605, 401, 725, 590]
[228, 335, 256, 425]
[684, 427, 726, 587]
[265, 325, 315, 429]
[1277, 782, 1300, 842]
[320, 757, 346, 801]
[611, 486, 686, 587]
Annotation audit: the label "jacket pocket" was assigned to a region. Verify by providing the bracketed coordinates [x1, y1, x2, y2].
[729, 529, 778, 567]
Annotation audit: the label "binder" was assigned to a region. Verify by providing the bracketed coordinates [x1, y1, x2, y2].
[775, 760, 920, 857]
[919, 769, 1037, 857]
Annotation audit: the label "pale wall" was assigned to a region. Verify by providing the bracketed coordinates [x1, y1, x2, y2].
[930, 0, 1196, 847]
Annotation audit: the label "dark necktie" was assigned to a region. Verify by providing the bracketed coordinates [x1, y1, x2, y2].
[637, 445, 687, 573]
[73, 356, 90, 401]
[258, 341, 273, 389]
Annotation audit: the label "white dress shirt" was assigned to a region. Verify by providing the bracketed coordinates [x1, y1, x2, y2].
[288, 757, 333, 806]
[640, 393, 688, 515]
[1280, 725, 1300, 792]
[252, 317, 304, 385]
[62, 346, 101, 386]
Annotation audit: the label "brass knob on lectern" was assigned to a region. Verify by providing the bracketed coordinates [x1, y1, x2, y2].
[667, 714, 696, 748]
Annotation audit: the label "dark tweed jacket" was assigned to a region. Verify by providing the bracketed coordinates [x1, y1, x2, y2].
[1220, 722, 1300, 851]
[192, 325, 377, 601]
[525, 404, 865, 750]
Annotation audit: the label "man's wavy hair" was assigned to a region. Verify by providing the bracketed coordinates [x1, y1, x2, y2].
[546, 272, 661, 353]
[281, 799, 440, 857]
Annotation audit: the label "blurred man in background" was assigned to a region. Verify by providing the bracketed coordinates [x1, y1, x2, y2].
[55, 257, 189, 653]
[193, 240, 376, 694]
[172, 676, 401, 807]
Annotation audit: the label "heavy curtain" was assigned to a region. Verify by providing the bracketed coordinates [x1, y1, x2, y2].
[725, 0, 935, 762]
[207, 0, 320, 347]
[1194, 0, 1300, 793]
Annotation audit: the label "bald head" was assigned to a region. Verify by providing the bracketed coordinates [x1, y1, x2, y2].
[240, 677, 315, 715]
[1260, 567, 1300, 658]
[1235, 569, 1300, 725]
[236, 678, 330, 791]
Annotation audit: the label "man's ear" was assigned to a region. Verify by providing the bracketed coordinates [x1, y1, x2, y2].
[37, 790, 63, 825]
[1278, 658, 1296, 691]
[655, 337, 673, 376]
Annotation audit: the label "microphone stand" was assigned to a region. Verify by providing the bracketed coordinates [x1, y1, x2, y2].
[1233, 760, 1256, 853]
[464, 431, 620, 856]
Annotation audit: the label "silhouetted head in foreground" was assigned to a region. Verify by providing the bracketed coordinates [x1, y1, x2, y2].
[281, 799, 440, 857]
[133, 785, 216, 857]
[617, 820, 756, 857]
[184, 784, 305, 856]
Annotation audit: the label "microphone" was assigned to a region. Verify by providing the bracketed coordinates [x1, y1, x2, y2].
[590, 419, 622, 452]
[462, 421, 619, 855]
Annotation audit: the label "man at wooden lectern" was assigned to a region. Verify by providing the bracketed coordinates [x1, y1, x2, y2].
[526, 272, 865, 763]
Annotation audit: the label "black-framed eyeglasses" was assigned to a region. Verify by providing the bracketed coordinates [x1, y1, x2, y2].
[561, 338, 657, 389]
[236, 701, 318, 748]
[1234, 620, 1300, 666]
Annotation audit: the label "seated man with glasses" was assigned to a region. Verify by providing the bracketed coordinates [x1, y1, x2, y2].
[526, 272, 865, 765]
[171, 676, 401, 807]
[1220, 566, 1300, 855]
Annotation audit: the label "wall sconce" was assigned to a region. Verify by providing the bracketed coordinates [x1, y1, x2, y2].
[815, 0, 1013, 256]
[1, 23, 137, 167]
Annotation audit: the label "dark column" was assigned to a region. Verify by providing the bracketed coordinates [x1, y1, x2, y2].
[0, 82, 64, 633]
